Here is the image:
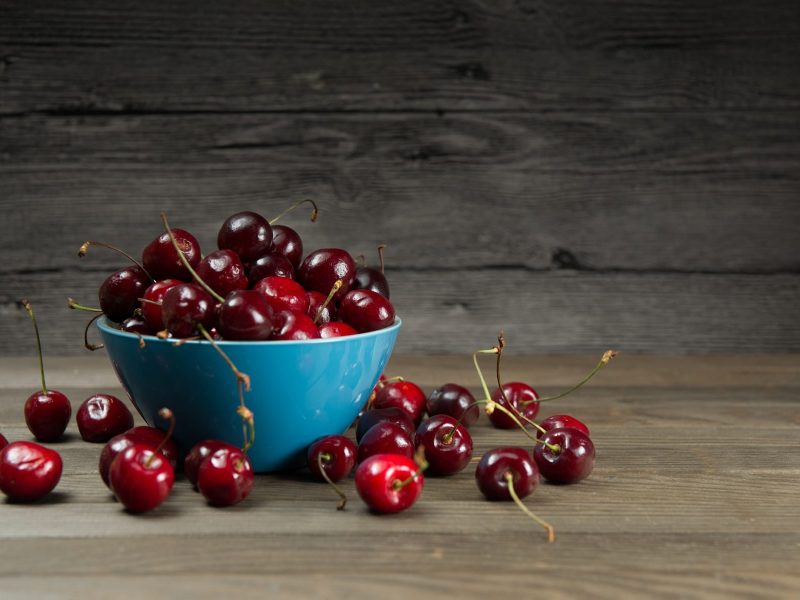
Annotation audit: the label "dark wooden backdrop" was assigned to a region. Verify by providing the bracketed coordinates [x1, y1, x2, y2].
[1, 0, 799, 355]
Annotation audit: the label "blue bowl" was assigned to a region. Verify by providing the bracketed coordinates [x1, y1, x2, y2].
[97, 317, 401, 472]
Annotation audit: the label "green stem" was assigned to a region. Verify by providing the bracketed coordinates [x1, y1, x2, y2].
[504, 472, 555, 543]
[20, 300, 47, 394]
[520, 350, 618, 406]
[318, 452, 348, 510]
[68, 298, 103, 313]
[269, 199, 319, 225]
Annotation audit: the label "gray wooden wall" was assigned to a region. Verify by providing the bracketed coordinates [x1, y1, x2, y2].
[1, 0, 799, 355]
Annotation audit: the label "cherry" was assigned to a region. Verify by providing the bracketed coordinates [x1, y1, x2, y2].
[76, 394, 134, 443]
[0, 441, 63, 502]
[0, 434, 8, 450]
[98, 426, 180, 488]
[357, 422, 414, 463]
[99, 265, 151, 322]
[415, 415, 473, 476]
[338, 289, 395, 333]
[537, 414, 590, 439]
[142, 228, 201, 282]
[373, 380, 426, 426]
[488, 382, 540, 429]
[534, 428, 596, 484]
[218, 211, 272, 263]
[307, 434, 357, 509]
[354, 244, 390, 298]
[109, 408, 176, 513]
[184, 439, 240, 488]
[121, 315, 153, 334]
[355, 453, 424, 514]
[298, 248, 356, 302]
[195, 250, 248, 298]
[197, 446, 254, 507]
[20, 300, 71, 442]
[355, 407, 415, 443]
[271, 225, 304, 269]
[270, 309, 320, 340]
[140, 278, 182, 331]
[427, 383, 479, 427]
[318, 321, 357, 338]
[247, 252, 295, 284]
[216, 289, 274, 341]
[161, 283, 216, 338]
[306, 290, 335, 324]
[254, 276, 310, 314]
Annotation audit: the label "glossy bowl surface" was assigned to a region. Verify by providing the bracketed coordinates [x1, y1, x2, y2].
[97, 317, 401, 472]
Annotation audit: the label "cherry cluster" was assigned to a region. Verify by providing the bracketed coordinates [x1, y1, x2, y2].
[73, 201, 395, 344]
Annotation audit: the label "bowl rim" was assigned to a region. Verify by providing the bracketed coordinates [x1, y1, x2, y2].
[97, 315, 402, 347]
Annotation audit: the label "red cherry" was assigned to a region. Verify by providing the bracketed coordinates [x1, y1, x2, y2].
[247, 253, 295, 284]
[99, 265, 151, 322]
[338, 289, 395, 333]
[354, 266, 390, 298]
[426, 383, 479, 427]
[254, 276, 310, 314]
[122, 315, 153, 334]
[0, 434, 8, 450]
[355, 454, 424, 513]
[0, 441, 63, 502]
[76, 394, 134, 443]
[373, 380, 427, 426]
[298, 248, 356, 302]
[307, 435, 357, 483]
[271, 225, 304, 269]
[195, 249, 248, 298]
[197, 447, 254, 507]
[357, 422, 415, 463]
[142, 228, 201, 282]
[24, 391, 71, 442]
[355, 407, 415, 443]
[184, 440, 240, 488]
[488, 382, 540, 429]
[98, 426, 180, 488]
[140, 278, 182, 331]
[161, 283, 216, 338]
[217, 211, 272, 263]
[475, 447, 539, 501]
[537, 414, 590, 439]
[534, 428, 596, 484]
[415, 415, 473, 476]
[318, 321, 357, 338]
[306, 290, 336, 324]
[216, 289, 274, 341]
[109, 443, 175, 512]
[270, 310, 321, 340]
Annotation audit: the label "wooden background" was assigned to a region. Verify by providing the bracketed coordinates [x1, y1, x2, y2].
[1, 0, 799, 355]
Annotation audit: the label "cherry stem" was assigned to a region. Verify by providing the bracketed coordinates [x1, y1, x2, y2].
[317, 452, 348, 510]
[520, 350, 618, 406]
[78, 240, 153, 281]
[392, 446, 429, 491]
[83, 313, 105, 351]
[196, 324, 251, 392]
[354, 254, 366, 266]
[68, 298, 103, 313]
[269, 198, 319, 225]
[504, 472, 555, 543]
[236, 394, 256, 455]
[138, 297, 162, 307]
[313, 279, 342, 324]
[19, 299, 47, 394]
[494, 332, 513, 409]
[160, 213, 225, 304]
[145, 408, 175, 468]
[377, 244, 386, 274]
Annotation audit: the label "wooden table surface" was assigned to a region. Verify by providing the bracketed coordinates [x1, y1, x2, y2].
[1, 354, 798, 599]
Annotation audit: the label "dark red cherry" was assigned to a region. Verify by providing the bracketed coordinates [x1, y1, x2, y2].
[142, 228, 201, 282]
[427, 383, 479, 427]
[271, 225, 303, 269]
[217, 289, 273, 341]
[475, 447, 539, 501]
[109, 443, 175, 512]
[488, 382, 540, 429]
[99, 426, 179, 488]
[338, 289, 395, 333]
[357, 422, 414, 463]
[298, 248, 356, 302]
[121, 315, 153, 334]
[270, 310, 320, 340]
[254, 276, 309, 314]
[306, 290, 336, 324]
[161, 283, 215, 338]
[195, 250, 248, 298]
[355, 266, 390, 298]
[534, 428, 595, 484]
[356, 407, 415, 443]
[0, 441, 63, 502]
[318, 321, 358, 338]
[99, 265, 151, 322]
[24, 390, 71, 442]
[76, 394, 134, 443]
[355, 453, 424, 513]
[307, 435, 357, 483]
[248, 253, 295, 284]
[537, 414, 590, 439]
[184, 439, 240, 488]
[140, 278, 182, 331]
[415, 415, 473, 476]
[373, 380, 426, 426]
[218, 211, 272, 263]
[197, 447, 254, 507]
[0, 434, 8, 450]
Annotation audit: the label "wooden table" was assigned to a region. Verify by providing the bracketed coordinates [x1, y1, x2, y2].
[1, 355, 798, 599]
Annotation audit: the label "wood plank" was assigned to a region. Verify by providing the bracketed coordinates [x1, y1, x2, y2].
[1, 112, 799, 273]
[2, 0, 799, 112]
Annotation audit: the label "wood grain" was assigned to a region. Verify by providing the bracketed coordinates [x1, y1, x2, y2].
[0, 359, 798, 599]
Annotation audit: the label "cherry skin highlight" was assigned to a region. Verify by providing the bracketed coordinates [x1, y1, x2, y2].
[142, 228, 201, 282]
[0, 441, 63, 502]
[218, 211, 272, 263]
[197, 447, 254, 507]
[76, 393, 134, 443]
[475, 447, 539, 501]
[488, 382, 540, 429]
[307, 435, 357, 483]
[355, 453, 424, 514]
[122, 315, 153, 335]
[373, 380, 427, 426]
[427, 383, 479, 427]
[534, 428, 596, 484]
[24, 390, 71, 442]
[109, 443, 175, 513]
[338, 289, 395, 333]
[357, 422, 415, 463]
